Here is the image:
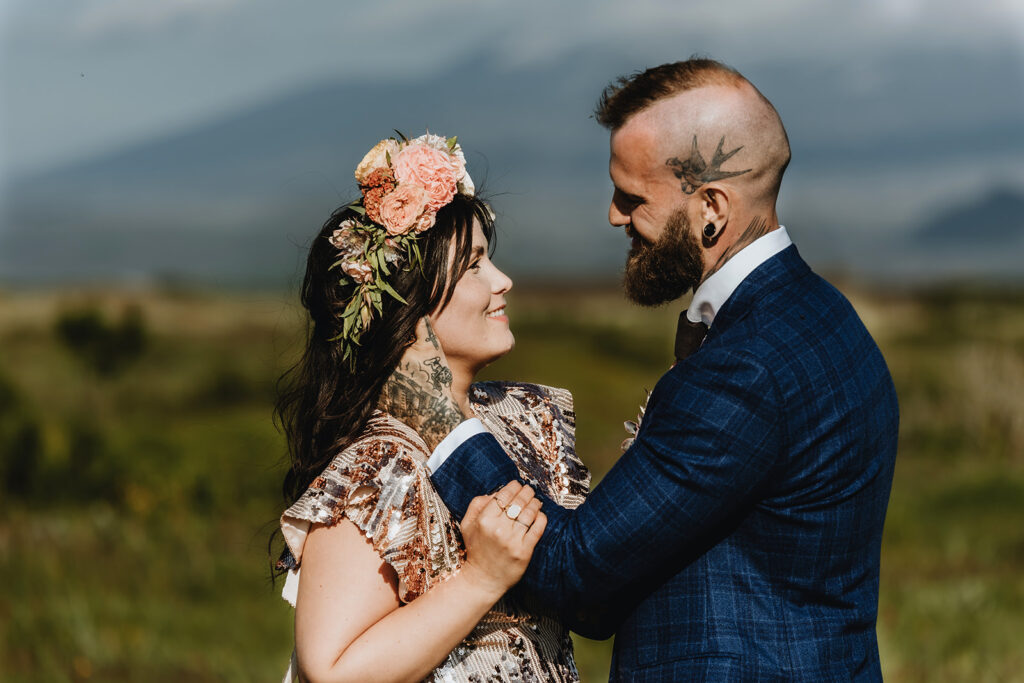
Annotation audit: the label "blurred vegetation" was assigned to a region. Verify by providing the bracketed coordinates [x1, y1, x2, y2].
[1, 284, 1022, 682]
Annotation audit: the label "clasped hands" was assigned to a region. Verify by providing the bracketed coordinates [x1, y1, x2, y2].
[459, 481, 547, 597]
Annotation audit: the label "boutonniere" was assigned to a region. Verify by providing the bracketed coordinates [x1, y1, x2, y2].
[620, 390, 652, 452]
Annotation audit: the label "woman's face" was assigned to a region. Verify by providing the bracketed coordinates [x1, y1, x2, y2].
[430, 220, 514, 375]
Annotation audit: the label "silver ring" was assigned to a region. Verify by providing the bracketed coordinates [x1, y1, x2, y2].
[505, 504, 523, 520]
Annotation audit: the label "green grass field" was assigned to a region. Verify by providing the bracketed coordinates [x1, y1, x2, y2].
[1, 283, 1022, 682]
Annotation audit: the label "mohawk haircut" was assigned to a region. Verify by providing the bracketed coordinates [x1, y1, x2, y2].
[595, 57, 744, 131]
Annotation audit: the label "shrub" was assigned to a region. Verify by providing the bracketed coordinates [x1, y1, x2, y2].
[54, 304, 147, 378]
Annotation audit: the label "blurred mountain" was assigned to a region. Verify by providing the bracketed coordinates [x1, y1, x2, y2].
[0, 48, 621, 287]
[916, 188, 1024, 245]
[1, 46, 1021, 287]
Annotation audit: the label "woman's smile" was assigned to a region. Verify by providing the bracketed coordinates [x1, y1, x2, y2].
[485, 305, 508, 323]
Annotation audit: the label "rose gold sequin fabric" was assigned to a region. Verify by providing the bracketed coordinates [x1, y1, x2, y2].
[281, 382, 589, 682]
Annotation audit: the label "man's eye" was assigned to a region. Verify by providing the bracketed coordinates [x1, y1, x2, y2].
[618, 192, 642, 208]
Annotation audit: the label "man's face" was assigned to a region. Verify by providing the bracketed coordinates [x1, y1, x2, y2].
[609, 121, 704, 305]
[623, 207, 704, 306]
[608, 123, 685, 246]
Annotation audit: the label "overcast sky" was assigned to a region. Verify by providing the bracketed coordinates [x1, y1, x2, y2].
[1, 0, 1022, 283]
[2, 0, 1021, 177]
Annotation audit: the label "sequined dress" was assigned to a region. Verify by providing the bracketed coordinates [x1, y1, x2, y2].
[279, 381, 590, 683]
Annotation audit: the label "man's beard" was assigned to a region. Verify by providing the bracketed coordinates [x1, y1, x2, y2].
[623, 209, 704, 306]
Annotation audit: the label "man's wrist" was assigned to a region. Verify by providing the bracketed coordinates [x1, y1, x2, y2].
[427, 418, 488, 473]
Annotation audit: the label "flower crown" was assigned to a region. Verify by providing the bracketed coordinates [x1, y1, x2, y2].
[328, 131, 475, 365]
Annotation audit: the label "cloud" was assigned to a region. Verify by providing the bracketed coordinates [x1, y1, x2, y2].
[71, 0, 241, 39]
[1, 0, 1020, 177]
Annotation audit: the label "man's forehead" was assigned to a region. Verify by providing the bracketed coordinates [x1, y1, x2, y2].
[609, 121, 672, 192]
[610, 124, 658, 170]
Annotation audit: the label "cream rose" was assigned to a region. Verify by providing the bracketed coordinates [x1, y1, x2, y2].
[392, 143, 461, 212]
[450, 143, 474, 195]
[411, 133, 449, 152]
[377, 184, 428, 235]
[340, 258, 374, 284]
[354, 138, 400, 184]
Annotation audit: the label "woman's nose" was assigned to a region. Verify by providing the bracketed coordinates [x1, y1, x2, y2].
[493, 266, 512, 294]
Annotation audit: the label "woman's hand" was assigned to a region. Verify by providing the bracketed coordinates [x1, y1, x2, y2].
[378, 317, 464, 451]
[459, 481, 547, 598]
[295, 484, 547, 683]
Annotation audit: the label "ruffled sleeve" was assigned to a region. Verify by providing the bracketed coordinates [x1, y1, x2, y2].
[470, 381, 590, 508]
[280, 412, 464, 604]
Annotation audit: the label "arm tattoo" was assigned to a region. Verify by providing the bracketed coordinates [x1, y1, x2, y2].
[666, 135, 752, 195]
[701, 215, 769, 284]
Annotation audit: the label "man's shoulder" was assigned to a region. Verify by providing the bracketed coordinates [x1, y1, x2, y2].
[726, 254, 864, 347]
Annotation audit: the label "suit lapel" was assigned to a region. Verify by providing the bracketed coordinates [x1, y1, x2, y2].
[704, 244, 810, 343]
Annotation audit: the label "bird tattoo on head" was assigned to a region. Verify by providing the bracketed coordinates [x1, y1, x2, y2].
[666, 136, 751, 195]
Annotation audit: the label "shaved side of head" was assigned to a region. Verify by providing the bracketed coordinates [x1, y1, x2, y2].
[597, 58, 791, 210]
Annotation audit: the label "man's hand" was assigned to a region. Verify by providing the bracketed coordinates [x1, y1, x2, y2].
[378, 317, 464, 451]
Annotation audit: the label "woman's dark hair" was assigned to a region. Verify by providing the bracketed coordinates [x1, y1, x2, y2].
[270, 193, 494, 572]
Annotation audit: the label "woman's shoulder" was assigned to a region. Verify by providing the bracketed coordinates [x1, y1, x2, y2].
[279, 412, 440, 569]
[287, 413, 429, 509]
[470, 381, 588, 507]
[470, 380, 574, 424]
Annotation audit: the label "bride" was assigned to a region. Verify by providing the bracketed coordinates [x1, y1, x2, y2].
[273, 133, 590, 682]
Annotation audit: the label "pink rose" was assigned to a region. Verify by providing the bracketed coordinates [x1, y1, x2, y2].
[392, 144, 460, 212]
[377, 183, 428, 235]
[414, 210, 436, 233]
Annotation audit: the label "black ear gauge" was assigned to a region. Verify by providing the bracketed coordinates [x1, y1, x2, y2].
[703, 223, 717, 238]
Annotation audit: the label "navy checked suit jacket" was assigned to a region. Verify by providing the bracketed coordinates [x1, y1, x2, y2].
[431, 245, 899, 681]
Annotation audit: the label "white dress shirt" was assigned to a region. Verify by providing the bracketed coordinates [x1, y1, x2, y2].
[686, 225, 792, 327]
[427, 226, 794, 474]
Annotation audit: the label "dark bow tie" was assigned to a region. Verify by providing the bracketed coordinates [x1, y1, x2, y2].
[674, 312, 708, 362]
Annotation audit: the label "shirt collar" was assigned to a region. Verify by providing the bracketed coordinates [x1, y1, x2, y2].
[687, 225, 792, 326]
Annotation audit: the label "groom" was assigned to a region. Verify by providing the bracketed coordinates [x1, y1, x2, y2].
[405, 58, 898, 680]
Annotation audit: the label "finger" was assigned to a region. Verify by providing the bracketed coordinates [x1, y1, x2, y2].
[523, 511, 548, 546]
[512, 498, 542, 533]
[502, 484, 536, 523]
[489, 481, 523, 512]
[462, 494, 491, 528]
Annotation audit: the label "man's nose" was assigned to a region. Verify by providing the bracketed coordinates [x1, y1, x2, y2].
[608, 201, 630, 227]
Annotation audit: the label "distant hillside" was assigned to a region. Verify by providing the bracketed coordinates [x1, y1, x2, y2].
[1, 45, 1022, 286]
[916, 188, 1024, 245]
[0, 48, 623, 286]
